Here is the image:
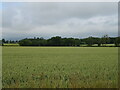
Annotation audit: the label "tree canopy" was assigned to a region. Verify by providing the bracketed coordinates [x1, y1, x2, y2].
[2, 35, 120, 47]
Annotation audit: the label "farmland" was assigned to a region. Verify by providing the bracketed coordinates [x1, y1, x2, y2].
[2, 47, 118, 88]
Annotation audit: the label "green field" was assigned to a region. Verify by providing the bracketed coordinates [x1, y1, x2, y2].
[2, 47, 118, 88]
[3, 43, 116, 47]
[3, 43, 19, 46]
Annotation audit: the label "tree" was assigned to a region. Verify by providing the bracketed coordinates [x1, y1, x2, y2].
[101, 35, 110, 46]
[2, 39, 5, 43]
[114, 37, 120, 47]
[97, 38, 101, 46]
[86, 36, 94, 46]
[74, 39, 81, 46]
[48, 36, 62, 46]
[19, 39, 32, 46]
[66, 38, 74, 46]
[18, 36, 118, 47]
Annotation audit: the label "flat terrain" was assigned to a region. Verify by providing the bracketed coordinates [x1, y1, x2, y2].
[2, 47, 118, 88]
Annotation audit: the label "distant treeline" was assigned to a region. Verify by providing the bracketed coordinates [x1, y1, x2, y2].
[1, 35, 120, 47]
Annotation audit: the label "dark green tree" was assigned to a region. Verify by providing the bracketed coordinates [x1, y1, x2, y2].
[48, 36, 62, 46]
[2, 39, 5, 43]
[86, 36, 94, 46]
[101, 35, 110, 46]
[115, 37, 120, 47]
[19, 39, 32, 46]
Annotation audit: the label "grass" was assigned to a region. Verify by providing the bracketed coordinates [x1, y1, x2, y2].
[2, 47, 118, 88]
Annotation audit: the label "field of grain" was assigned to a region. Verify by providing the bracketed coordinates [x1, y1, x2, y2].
[2, 47, 118, 88]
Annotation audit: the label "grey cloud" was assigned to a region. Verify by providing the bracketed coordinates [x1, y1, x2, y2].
[19, 2, 118, 26]
[2, 2, 118, 40]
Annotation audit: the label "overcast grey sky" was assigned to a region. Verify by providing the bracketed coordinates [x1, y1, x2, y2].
[1, 2, 118, 40]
